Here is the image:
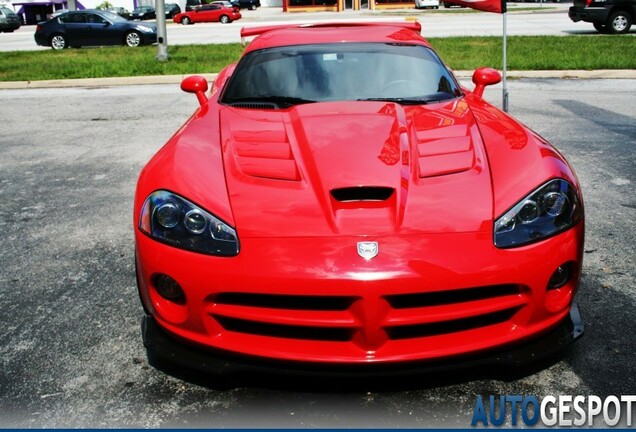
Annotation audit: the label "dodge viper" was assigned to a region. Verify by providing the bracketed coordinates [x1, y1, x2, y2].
[135, 22, 585, 376]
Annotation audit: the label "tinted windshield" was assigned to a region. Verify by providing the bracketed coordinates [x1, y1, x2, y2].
[1, 6, 16, 15]
[221, 43, 461, 107]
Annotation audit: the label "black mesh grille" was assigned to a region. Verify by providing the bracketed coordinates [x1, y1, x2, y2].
[385, 285, 522, 309]
[213, 293, 356, 311]
[215, 316, 354, 341]
[386, 308, 519, 340]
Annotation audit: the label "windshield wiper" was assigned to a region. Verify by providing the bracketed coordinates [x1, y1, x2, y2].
[355, 97, 428, 105]
[356, 94, 457, 105]
[228, 95, 316, 108]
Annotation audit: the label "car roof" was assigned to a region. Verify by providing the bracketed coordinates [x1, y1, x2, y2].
[242, 23, 429, 54]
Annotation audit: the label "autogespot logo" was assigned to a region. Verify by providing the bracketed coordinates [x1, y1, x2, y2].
[471, 395, 636, 427]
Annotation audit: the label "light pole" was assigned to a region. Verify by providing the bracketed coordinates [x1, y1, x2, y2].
[155, 0, 168, 61]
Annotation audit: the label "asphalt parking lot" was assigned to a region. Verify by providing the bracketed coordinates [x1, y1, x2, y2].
[0, 78, 634, 427]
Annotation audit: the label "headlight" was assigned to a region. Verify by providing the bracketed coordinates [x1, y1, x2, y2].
[494, 179, 582, 248]
[139, 190, 239, 256]
[137, 25, 153, 32]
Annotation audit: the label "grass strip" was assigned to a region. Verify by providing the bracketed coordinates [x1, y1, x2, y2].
[428, 35, 636, 70]
[1, 35, 634, 82]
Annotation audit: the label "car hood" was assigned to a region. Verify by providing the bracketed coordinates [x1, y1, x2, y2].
[219, 99, 493, 238]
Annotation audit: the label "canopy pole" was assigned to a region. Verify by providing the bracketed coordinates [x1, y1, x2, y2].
[502, 11, 509, 112]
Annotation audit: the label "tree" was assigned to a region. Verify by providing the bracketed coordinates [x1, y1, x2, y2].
[96, 1, 114, 9]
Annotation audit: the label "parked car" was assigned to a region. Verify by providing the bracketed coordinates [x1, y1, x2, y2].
[236, 0, 260, 9]
[0, 6, 21, 32]
[135, 22, 585, 378]
[185, 0, 201, 11]
[34, 10, 156, 49]
[210, 0, 240, 9]
[130, 5, 155, 20]
[165, 3, 181, 18]
[106, 6, 131, 19]
[569, 0, 634, 33]
[173, 4, 241, 24]
[415, 0, 439, 9]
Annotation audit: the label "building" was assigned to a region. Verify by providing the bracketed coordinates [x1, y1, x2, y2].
[8, 0, 281, 25]
[283, 0, 413, 12]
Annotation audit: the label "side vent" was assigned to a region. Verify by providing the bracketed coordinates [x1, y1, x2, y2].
[331, 187, 394, 202]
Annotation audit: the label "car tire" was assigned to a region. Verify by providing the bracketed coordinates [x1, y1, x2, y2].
[181, 16, 191, 24]
[125, 30, 142, 47]
[50, 34, 66, 50]
[220, 14, 230, 23]
[249, 4, 257, 9]
[606, 10, 632, 34]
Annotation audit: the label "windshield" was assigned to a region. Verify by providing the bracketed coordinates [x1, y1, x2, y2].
[1, 6, 16, 16]
[221, 43, 462, 108]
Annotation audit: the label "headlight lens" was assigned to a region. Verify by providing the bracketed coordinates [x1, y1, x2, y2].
[494, 179, 582, 248]
[139, 190, 239, 256]
[137, 25, 153, 32]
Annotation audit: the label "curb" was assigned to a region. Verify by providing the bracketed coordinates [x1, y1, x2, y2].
[1, 70, 635, 90]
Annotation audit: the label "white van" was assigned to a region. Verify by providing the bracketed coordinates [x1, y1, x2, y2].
[415, 0, 440, 8]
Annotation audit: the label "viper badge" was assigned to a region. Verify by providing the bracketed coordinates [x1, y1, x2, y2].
[357, 241, 379, 260]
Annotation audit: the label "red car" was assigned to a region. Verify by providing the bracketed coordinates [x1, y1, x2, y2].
[135, 22, 584, 377]
[173, 3, 240, 24]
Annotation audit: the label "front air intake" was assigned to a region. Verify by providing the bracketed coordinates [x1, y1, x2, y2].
[331, 187, 394, 202]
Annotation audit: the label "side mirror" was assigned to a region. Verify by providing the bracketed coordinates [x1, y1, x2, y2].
[181, 75, 209, 106]
[472, 67, 501, 98]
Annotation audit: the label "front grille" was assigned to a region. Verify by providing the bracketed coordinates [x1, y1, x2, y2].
[385, 284, 521, 309]
[212, 293, 355, 311]
[215, 316, 354, 341]
[385, 308, 519, 340]
[207, 285, 529, 347]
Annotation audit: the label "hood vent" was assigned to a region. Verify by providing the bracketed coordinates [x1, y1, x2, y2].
[331, 186, 394, 202]
[230, 102, 277, 110]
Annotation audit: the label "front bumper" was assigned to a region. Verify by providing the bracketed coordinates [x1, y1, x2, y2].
[568, 6, 609, 23]
[136, 223, 584, 364]
[142, 32, 158, 45]
[143, 303, 583, 377]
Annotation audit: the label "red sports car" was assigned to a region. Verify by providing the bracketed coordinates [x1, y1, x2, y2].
[173, 3, 240, 24]
[135, 22, 584, 377]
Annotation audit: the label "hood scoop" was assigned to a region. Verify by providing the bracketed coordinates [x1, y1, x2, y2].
[220, 100, 492, 238]
[331, 186, 395, 203]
